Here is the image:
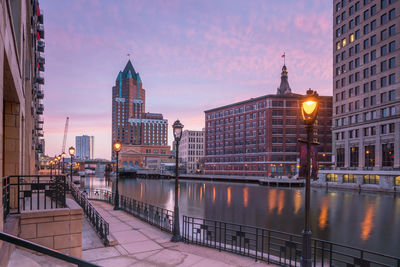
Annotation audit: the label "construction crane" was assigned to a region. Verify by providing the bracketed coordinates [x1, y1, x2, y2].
[62, 117, 69, 154]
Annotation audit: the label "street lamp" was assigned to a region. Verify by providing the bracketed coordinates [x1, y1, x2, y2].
[57, 155, 61, 175]
[171, 119, 184, 242]
[300, 88, 319, 267]
[50, 160, 54, 176]
[113, 141, 122, 210]
[69, 146, 75, 185]
[61, 152, 66, 174]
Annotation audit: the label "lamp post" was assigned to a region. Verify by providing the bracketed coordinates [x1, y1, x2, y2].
[113, 141, 122, 210]
[57, 155, 61, 175]
[300, 89, 319, 267]
[69, 147, 75, 185]
[61, 152, 66, 174]
[50, 160, 54, 176]
[171, 119, 184, 242]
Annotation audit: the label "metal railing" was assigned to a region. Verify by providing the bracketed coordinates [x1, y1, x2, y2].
[2, 175, 66, 219]
[70, 185, 109, 245]
[183, 216, 400, 267]
[86, 189, 174, 233]
[0, 231, 100, 267]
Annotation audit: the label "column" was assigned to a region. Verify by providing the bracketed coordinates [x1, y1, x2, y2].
[375, 131, 381, 169]
[359, 130, 365, 168]
[394, 122, 400, 168]
[345, 135, 350, 168]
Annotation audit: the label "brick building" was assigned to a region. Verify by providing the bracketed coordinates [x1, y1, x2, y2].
[204, 65, 333, 177]
[112, 60, 170, 168]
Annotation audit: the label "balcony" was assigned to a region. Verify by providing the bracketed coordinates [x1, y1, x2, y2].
[36, 104, 44, 115]
[37, 25, 44, 39]
[38, 14, 43, 24]
[36, 89, 44, 99]
[35, 124, 43, 131]
[38, 40, 45, 52]
[35, 75, 44, 85]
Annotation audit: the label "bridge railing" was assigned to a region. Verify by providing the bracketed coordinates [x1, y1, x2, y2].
[182, 215, 400, 267]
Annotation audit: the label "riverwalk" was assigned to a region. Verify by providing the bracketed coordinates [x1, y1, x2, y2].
[81, 200, 275, 266]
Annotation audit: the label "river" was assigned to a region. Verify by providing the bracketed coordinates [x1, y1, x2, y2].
[81, 175, 400, 257]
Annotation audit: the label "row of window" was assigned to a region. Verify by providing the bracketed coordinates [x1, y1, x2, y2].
[336, 143, 394, 167]
[335, 90, 396, 114]
[335, 122, 395, 140]
[335, 106, 396, 127]
[336, 70, 396, 91]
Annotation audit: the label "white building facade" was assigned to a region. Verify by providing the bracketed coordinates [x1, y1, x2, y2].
[76, 135, 94, 159]
[179, 129, 204, 173]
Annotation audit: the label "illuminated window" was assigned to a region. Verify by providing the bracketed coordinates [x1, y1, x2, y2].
[395, 176, 400, 186]
[337, 42, 341, 50]
[326, 174, 338, 182]
[342, 38, 347, 47]
[350, 34, 355, 43]
[343, 174, 357, 183]
[363, 174, 380, 184]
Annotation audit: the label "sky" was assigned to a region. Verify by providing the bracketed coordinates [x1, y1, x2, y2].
[41, 0, 333, 160]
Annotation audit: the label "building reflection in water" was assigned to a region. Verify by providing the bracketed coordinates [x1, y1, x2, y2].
[227, 187, 231, 207]
[361, 204, 375, 241]
[212, 187, 216, 204]
[200, 185, 203, 201]
[188, 185, 191, 198]
[319, 197, 329, 230]
[140, 183, 143, 200]
[268, 189, 277, 212]
[243, 187, 249, 208]
[277, 190, 285, 215]
[294, 190, 301, 215]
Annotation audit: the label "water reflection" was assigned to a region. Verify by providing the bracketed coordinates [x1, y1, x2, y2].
[212, 187, 216, 204]
[294, 190, 301, 215]
[227, 187, 231, 207]
[319, 197, 328, 230]
[268, 189, 277, 212]
[361, 205, 374, 241]
[277, 190, 285, 215]
[243, 187, 249, 208]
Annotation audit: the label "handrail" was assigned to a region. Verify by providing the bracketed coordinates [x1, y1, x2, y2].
[0, 232, 100, 267]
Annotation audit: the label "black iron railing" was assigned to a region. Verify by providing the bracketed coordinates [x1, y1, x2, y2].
[0, 231, 100, 267]
[183, 216, 400, 267]
[86, 189, 174, 233]
[70, 185, 109, 245]
[2, 175, 67, 219]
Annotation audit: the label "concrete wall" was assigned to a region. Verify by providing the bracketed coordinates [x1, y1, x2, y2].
[19, 199, 83, 258]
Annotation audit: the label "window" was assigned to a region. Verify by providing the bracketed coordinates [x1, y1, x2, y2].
[355, 30, 360, 40]
[344, 174, 357, 183]
[350, 147, 359, 167]
[364, 10, 370, 20]
[355, 43, 360, 53]
[365, 145, 375, 167]
[389, 123, 395, 133]
[342, 25, 347, 35]
[336, 148, 345, 167]
[381, 13, 388, 25]
[381, 60, 387, 72]
[363, 68, 369, 78]
[370, 95, 376, 105]
[381, 45, 388, 56]
[389, 57, 395, 68]
[349, 5, 354, 15]
[389, 25, 395, 36]
[371, 5, 377, 15]
[389, 8, 395, 20]
[371, 50, 376, 60]
[371, 20, 377, 30]
[382, 143, 394, 167]
[371, 35, 376, 46]
[381, 0, 387, 9]
[389, 41, 395, 52]
[355, 57, 360, 67]
[389, 90, 395, 101]
[349, 34, 355, 43]
[381, 124, 387, 134]
[363, 174, 379, 184]
[349, 19, 354, 29]
[355, 15, 360, 25]
[326, 174, 338, 182]
[381, 29, 388, 41]
[363, 83, 369, 93]
[355, 1, 360, 11]
[382, 92, 388, 103]
[336, 54, 340, 63]
[364, 97, 369, 107]
[342, 38, 347, 47]
[355, 86, 360, 96]
[389, 73, 395, 84]
[381, 76, 387, 87]
[349, 60, 354, 70]
[363, 53, 369, 63]
[363, 24, 369, 35]
[364, 39, 369, 49]
[371, 80, 377, 90]
[371, 65, 376, 75]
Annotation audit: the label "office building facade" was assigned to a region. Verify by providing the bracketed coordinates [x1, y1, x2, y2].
[112, 60, 170, 168]
[75, 135, 94, 159]
[333, 0, 400, 170]
[179, 129, 205, 173]
[204, 66, 333, 177]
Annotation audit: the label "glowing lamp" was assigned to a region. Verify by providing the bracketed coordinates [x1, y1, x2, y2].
[113, 141, 122, 153]
[301, 89, 319, 125]
[69, 146, 75, 156]
[172, 119, 184, 142]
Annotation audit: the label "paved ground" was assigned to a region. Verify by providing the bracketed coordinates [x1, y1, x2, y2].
[83, 200, 275, 266]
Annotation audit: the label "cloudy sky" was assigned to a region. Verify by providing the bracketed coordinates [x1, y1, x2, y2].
[41, 0, 332, 159]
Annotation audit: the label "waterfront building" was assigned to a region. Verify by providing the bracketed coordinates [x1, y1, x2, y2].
[112, 60, 170, 168]
[179, 129, 205, 173]
[75, 135, 94, 159]
[0, 0, 46, 228]
[333, 0, 400, 170]
[204, 65, 333, 177]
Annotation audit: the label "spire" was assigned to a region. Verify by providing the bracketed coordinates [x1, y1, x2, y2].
[122, 60, 137, 79]
[277, 65, 292, 95]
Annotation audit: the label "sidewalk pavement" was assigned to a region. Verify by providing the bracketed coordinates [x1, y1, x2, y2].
[83, 200, 275, 266]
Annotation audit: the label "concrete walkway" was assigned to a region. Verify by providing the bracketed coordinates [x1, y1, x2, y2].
[83, 200, 275, 266]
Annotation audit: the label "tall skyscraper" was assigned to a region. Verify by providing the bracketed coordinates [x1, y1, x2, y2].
[333, 0, 400, 169]
[76, 135, 94, 159]
[204, 65, 333, 177]
[112, 60, 170, 168]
